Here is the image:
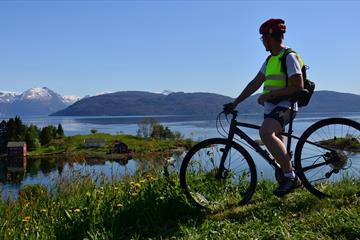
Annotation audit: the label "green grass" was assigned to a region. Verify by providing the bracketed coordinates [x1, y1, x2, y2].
[319, 137, 360, 152]
[28, 133, 195, 157]
[0, 169, 359, 239]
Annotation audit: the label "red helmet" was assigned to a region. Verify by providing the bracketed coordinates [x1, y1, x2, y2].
[259, 19, 286, 35]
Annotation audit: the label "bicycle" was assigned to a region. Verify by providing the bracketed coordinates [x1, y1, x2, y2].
[179, 104, 360, 210]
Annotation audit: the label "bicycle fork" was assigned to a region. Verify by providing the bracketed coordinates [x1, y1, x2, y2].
[216, 119, 236, 179]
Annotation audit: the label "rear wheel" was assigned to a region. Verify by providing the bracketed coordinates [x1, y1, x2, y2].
[180, 138, 257, 210]
[295, 118, 360, 197]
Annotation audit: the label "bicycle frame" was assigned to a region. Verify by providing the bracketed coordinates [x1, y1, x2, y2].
[218, 112, 300, 176]
[219, 110, 334, 175]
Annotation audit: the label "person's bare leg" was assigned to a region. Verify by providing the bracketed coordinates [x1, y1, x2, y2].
[259, 118, 292, 173]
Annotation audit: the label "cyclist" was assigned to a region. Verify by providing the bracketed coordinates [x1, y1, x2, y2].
[224, 18, 304, 197]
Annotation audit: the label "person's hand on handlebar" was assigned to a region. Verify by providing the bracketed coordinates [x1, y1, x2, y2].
[223, 102, 235, 115]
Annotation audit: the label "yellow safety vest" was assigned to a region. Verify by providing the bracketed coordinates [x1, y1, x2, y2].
[263, 49, 304, 94]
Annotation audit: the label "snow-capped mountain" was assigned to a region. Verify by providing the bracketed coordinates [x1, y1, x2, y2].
[0, 87, 80, 116]
[18, 87, 60, 101]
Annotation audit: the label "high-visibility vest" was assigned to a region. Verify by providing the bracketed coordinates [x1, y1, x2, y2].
[263, 49, 304, 94]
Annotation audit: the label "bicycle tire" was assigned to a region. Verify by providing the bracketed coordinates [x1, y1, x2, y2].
[180, 138, 257, 210]
[294, 118, 360, 198]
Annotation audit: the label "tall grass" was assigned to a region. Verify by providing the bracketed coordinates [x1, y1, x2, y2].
[0, 168, 359, 239]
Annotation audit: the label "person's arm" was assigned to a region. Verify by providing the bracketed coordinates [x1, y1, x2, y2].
[233, 71, 265, 107]
[262, 74, 303, 100]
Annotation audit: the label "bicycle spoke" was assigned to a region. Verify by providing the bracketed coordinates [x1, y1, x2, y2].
[295, 118, 360, 198]
[180, 138, 256, 210]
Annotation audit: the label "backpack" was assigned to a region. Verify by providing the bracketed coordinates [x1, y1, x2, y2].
[266, 48, 315, 107]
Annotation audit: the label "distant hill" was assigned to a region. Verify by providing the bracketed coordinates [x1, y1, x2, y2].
[51, 91, 233, 116]
[51, 90, 360, 116]
[299, 91, 360, 113]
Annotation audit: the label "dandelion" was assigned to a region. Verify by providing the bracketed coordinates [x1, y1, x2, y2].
[74, 208, 81, 213]
[116, 203, 123, 208]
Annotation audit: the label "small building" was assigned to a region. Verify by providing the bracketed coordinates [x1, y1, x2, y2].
[84, 138, 106, 148]
[7, 142, 27, 171]
[112, 141, 129, 154]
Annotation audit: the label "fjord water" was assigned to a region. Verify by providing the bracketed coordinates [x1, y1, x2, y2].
[1, 112, 359, 200]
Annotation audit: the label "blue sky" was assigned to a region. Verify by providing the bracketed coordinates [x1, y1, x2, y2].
[0, 1, 359, 97]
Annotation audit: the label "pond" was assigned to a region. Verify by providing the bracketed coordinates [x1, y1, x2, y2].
[0, 153, 185, 200]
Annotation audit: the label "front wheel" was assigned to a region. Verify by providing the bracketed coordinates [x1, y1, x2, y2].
[295, 118, 360, 198]
[180, 138, 257, 210]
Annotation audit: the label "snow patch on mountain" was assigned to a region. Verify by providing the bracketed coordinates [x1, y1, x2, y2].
[63, 95, 81, 104]
[0, 91, 20, 103]
[95, 91, 114, 96]
[19, 87, 56, 101]
[161, 90, 174, 95]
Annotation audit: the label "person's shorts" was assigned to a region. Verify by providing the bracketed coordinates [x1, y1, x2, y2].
[264, 107, 296, 128]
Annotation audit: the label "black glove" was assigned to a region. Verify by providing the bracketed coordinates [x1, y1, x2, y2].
[223, 102, 235, 115]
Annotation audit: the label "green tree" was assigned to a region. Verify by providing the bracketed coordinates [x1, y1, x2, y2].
[6, 116, 26, 141]
[137, 118, 158, 138]
[6, 118, 16, 141]
[56, 124, 65, 138]
[25, 125, 41, 150]
[151, 123, 175, 140]
[40, 125, 57, 146]
[0, 120, 8, 153]
[14, 116, 26, 140]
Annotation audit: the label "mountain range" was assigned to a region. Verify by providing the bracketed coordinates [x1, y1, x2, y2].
[1, 87, 359, 117]
[51, 90, 360, 116]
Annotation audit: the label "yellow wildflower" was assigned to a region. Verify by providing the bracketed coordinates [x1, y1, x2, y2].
[116, 203, 123, 208]
[114, 187, 119, 191]
[131, 193, 138, 197]
[86, 192, 91, 197]
[139, 180, 146, 184]
[130, 181, 135, 185]
[22, 216, 31, 223]
[134, 183, 141, 188]
[74, 208, 81, 213]
[40, 209, 47, 213]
